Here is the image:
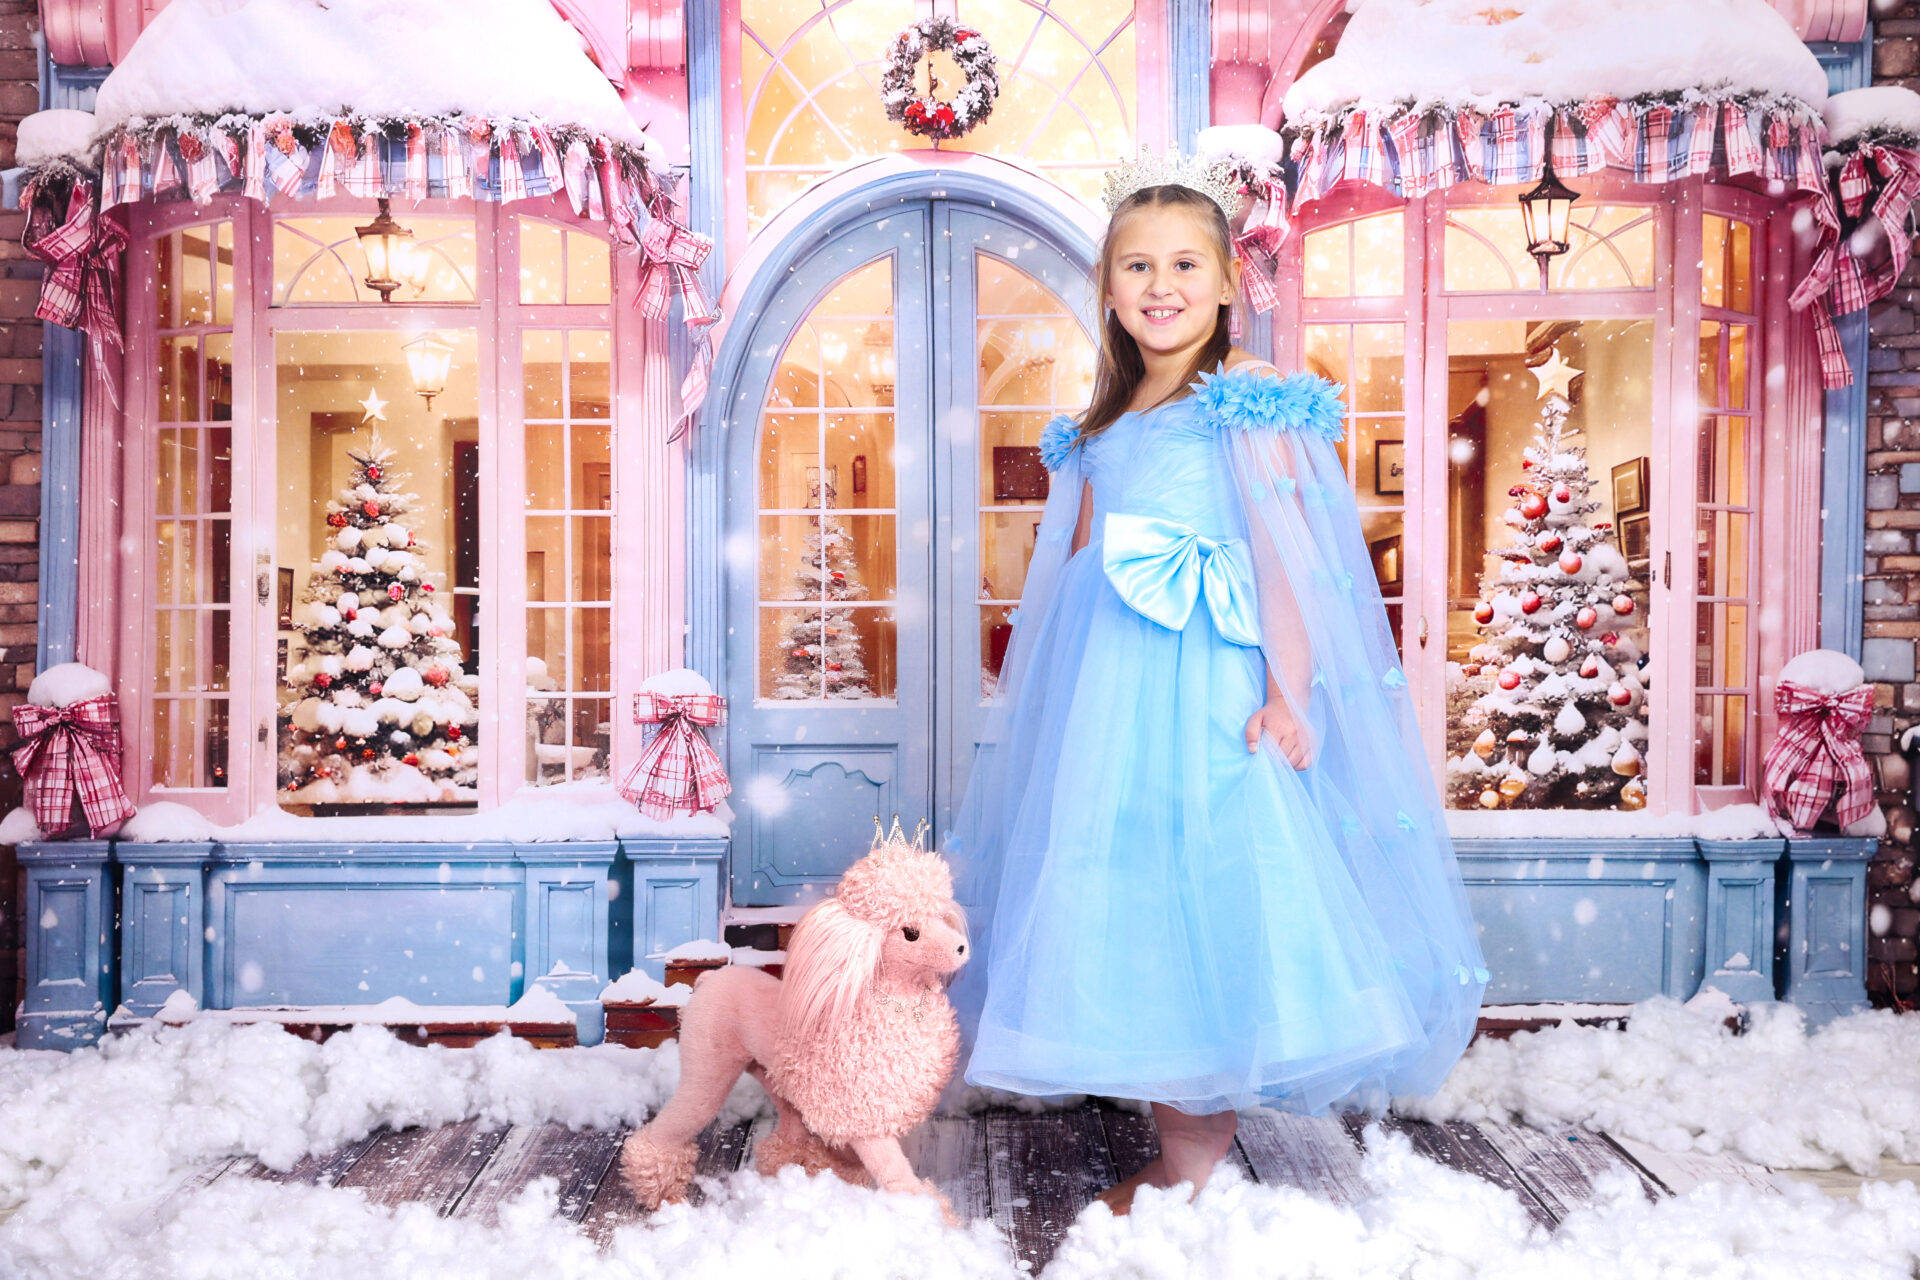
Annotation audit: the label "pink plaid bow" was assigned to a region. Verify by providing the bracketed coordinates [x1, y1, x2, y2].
[636, 201, 722, 443]
[10, 695, 135, 838]
[619, 691, 731, 821]
[1761, 680, 1875, 836]
[23, 183, 127, 357]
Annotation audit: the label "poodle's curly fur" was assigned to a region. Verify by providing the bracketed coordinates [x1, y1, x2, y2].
[621, 829, 967, 1211]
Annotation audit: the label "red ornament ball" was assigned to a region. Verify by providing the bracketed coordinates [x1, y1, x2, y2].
[1552, 485, 1572, 505]
[1579, 656, 1601, 679]
[388, 584, 405, 600]
[1601, 631, 1621, 645]
[1558, 552, 1583, 575]
[446, 724, 463, 740]
[1473, 601, 1494, 624]
[420, 582, 433, 593]
[792, 648, 807, 658]
[1576, 606, 1598, 630]
[1497, 669, 1522, 691]
[1607, 682, 1632, 707]
[362, 501, 380, 517]
[402, 753, 419, 766]
[343, 609, 357, 622]
[1520, 494, 1548, 520]
[1519, 590, 1542, 614]
[1611, 594, 1635, 616]
[366, 465, 381, 482]
[334, 736, 348, 749]
[327, 512, 348, 528]
[313, 673, 332, 689]
[424, 666, 449, 688]
[1537, 531, 1562, 554]
[370, 682, 383, 696]
[1520, 458, 1533, 470]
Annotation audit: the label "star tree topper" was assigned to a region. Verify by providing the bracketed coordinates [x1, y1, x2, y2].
[1530, 349, 1582, 401]
[359, 389, 388, 424]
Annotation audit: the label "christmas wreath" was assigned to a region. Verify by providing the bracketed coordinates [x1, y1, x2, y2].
[880, 17, 1000, 142]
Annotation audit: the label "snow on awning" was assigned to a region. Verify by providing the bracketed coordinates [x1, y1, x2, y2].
[93, 0, 646, 145]
[1283, 0, 1829, 122]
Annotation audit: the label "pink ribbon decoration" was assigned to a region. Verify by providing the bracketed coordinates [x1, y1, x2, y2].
[619, 691, 731, 821]
[635, 201, 722, 441]
[1761, 680, 1875, 836]
[23, 182, 127, 358]
[10, 695, 136, 838]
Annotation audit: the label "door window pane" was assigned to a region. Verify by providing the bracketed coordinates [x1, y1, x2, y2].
[758, 257, 899, 699]
[975, 253, 1096, 694]
[524, 327, 614, 784]
[1694, 279, 1758, 786]
[519, 218, 614, 306]
[1302, 212, 1403, 298]
[274, 329, 481, 807]
[152, 223, 235, 790]
[1442, 320, 1654, 811]
[273, 215, 477, 305]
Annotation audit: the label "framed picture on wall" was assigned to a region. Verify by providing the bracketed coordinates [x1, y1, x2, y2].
[1369, 534, 1403, 591]
[277, 567, 295, 629]
[1620, 512, 1651, 571]
[1374, 441, 1406, 496]
[1612, 457, 1649, 515]
[993, 445, 1049, 501]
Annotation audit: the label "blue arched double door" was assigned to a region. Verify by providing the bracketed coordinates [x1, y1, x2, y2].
[723, 199, 1096, 905]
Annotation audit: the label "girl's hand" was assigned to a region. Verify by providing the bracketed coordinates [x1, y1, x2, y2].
[1245, 700, 1311, 769]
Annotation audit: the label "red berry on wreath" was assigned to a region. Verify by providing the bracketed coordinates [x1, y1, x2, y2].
[1473, 601, 1494, 624]
[1519, 590, 1542, 614]
[334, 736, 348, 749]
[1497, 669, 1522, 690]
[1611, 593, 1635, 616]
[1520, 494, 1548, 520]
[370, 683, 382, 696]
[420, 582, 433, 592]
[366, 465, 381, 481]
[314, 673, 332, 689]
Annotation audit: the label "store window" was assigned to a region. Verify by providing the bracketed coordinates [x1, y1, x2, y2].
[757, 256, 900, 700]
[1295, 189, 1768, 816]
[739, 0, 1137, 230]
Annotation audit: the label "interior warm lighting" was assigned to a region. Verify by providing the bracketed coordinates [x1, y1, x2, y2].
[403, 332, 455, 411]
[355, 198, 414, 302]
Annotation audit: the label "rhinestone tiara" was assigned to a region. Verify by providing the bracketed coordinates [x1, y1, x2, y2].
[1101, 151, 1245, 219]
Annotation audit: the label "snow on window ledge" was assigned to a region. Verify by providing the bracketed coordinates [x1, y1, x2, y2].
[1445, 801, 1785, 842]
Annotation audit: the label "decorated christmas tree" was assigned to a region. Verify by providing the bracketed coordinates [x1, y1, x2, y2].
[772, 480, 874, 700]
[1445, 350, 1651, 812]
[279, 446, 479, 803]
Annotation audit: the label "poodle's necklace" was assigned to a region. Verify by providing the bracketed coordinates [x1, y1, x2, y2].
[875, 987, 935, 1021]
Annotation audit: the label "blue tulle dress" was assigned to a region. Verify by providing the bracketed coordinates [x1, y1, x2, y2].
[945, 363, 1488, 1116]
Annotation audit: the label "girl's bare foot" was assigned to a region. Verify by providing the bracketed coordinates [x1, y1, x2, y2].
[1095, 1161, 1166, 1216]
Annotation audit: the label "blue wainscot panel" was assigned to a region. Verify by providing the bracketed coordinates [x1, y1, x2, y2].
[1453, 838, 1707, 1003]
[619, 836, 725, 981]
[117, 843, 211, 1017]
[17, 841, 115, 1049]
[1777, 836, 1876, 1027]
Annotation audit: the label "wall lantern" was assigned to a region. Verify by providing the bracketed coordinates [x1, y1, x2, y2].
[404, 332, 455, 411]
[1519, 162, 1579, 265]
[355, 198, 415, 302]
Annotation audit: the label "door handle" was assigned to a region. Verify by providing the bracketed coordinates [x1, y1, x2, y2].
[255, 548, 273, 606]
[1418, 615, 1429, 648]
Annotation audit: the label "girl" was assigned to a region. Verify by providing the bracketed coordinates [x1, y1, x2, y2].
[945, 169, 1488, 1213]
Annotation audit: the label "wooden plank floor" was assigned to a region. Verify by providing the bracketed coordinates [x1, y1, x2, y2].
[194, 1106, 1779, 1271]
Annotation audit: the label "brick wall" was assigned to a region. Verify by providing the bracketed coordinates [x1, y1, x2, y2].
[0, 0, 40, 1033]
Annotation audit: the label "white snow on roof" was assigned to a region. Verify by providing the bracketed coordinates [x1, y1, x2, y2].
[92, 0, 645, 145]
[1284, 0, 1829, 122]
[1825, 86, 1920, 148]
[15, 110, 97, 166]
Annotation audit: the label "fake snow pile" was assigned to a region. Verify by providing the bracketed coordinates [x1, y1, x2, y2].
[1409, 995, 1920, 1174]
[91, 0, 645, 143]
[1283, 0, 1829, 121]
[4, 1000, 1920, 1277]
[1825, 86, 1920, 149]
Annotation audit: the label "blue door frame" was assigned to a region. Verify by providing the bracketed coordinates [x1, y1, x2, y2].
[713, 192, 1096, 906]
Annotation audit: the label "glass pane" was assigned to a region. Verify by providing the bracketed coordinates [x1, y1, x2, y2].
[760, 603, 897, 700]
[520, 219, 565, 305]
[527, 516, 565, 602]
[1695, 602, 1750, 690]
[573, 425, 612, 509]
[825, 412, 893, 509]
[769, 327, 823, 409]
[1698, 414, 1751, 508]
[528, 606, 568, 685]
[760, 413, 821, 507]
[1351, 324, 1404, 414]
[1447, 205, 1652, 292]
[980, 603, 1015, 695]
[275, 328, 481, 808]
[1353, 417, 1407, 506]
[213, 223, 235, 326]
[524, 330, 563, 418]
[980, 512, 1045, 603]
[273, 215, 478, 305]
[1442, 319, 1655, 810]
[1303, 326, 1352, 401]
[527, 423, 564, 509]
[1695, 694, 1748, 786]
[566, 231, 612, 305]
[177, 227, 213, 325]
[574, 516, 611, 602]
[1303, 222, 1352, 298]
[758, 513, 894, 601]
[1703, 215, 1755, 313]
[568, 331, 611, 418]
[1558, 207, 1653, 291]
[1696, 510, 1751, 599]
[574, 608, 611, 690]
[809, 322, 893, 408]
[1727, 324, 1749, 411]
[160, 336, 196, 423]
[205, 333, 233, 422]
[1353, 212, 1405, 297]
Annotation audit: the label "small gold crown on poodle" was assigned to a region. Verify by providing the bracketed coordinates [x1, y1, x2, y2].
[1102, 150, 1245, 218]
[869, 814, 931, 854]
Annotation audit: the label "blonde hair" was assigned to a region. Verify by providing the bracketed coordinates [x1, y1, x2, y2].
[1078, 184, 1236, 443]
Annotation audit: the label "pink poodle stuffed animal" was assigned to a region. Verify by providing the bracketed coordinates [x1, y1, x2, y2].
[622, 818, 968, 1215]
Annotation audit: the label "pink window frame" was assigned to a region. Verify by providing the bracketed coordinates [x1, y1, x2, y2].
[110, 192, 666, 822]
[1271, 174, 1819, 818]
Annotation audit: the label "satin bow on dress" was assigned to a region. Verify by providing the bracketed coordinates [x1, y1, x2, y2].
[1101, 512, 1261, 646]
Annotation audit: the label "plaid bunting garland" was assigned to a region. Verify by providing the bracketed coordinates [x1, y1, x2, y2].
[619, 691, 731, 821]
[1762, 680, 1875, 836]
[10, 695, 135, 838]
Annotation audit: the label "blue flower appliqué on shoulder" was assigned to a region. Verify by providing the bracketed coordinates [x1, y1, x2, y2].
[1193, 366, 1346, 442]
[1038, 413, 1081, 472]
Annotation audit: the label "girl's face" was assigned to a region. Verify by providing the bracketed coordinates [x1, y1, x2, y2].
[1104, 205, 1236, 365]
